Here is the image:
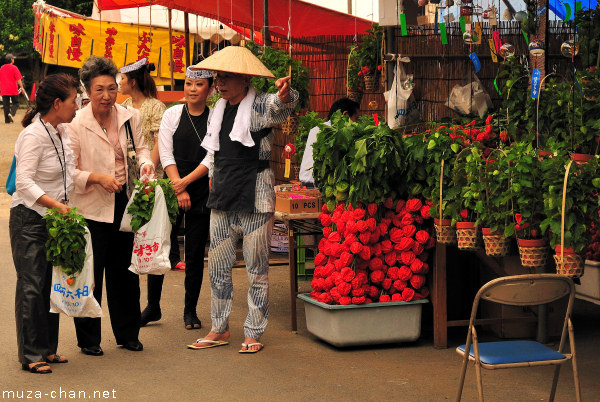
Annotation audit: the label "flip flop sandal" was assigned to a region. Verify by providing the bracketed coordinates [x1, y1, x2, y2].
[46, 354, 68, 364]
[187, 339, 229, 350]
[22, 362, 52, 374]
[239, 343, 264, 353]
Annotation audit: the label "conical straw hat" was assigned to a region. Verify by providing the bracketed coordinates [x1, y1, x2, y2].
[192, 46, 275, 79]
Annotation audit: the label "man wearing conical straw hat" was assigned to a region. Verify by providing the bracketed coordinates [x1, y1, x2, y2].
[187, 46, 298, 354]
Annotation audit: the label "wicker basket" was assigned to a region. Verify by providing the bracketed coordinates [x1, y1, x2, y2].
[281, 113, 299, 136]
[434, 219, 457, 244]
[456, 222, 479, 250]
[554, 252, 584, 278]
[517, 239, 548, 269]
[363, 73, 380, 92]
[554, 161, 585, 278]
[482, 229, 510, 257]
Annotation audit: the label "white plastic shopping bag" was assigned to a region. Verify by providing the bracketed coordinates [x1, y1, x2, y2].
[384, 56, 419, 129]
[50, 227, 102, 317]
[119, 187, 137, 233]
[129, 184, 172, 275]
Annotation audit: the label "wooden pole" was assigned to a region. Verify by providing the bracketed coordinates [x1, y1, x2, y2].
[184, 12, 191, 68]
[168, 8, 175, 89]
[263, 0, 271, 46]
[347, 0, 352, 14]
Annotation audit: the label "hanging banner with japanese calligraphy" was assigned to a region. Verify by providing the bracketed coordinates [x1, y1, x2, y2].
[39, 16, 192, 80]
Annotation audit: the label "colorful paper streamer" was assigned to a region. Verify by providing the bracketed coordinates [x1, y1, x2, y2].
[531, 68, 541, 99]
[489, 39, 498, 62]
[460, 16, 466, 33]
[440, 22, 448, 45]
[400, 13, 408, 36]
[522, 30, 530, 46]
[470, 52, 481, 74]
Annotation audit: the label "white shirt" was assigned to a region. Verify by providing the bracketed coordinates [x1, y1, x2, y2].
[158, 104, 211, 170]
[11, 115, 75, 216]
[299, 120, 331, 185]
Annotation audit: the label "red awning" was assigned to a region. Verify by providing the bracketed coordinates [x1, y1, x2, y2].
[96, 0, 373, 38]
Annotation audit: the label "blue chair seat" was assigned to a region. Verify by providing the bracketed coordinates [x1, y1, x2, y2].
[458, 340, 567, 365]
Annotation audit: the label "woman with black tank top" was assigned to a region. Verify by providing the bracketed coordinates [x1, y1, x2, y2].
[140, 67, 213, 329]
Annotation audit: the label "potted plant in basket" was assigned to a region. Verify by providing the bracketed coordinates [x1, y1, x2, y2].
[346, 44, 363, 103]
[454, 146, 481, 250]
[465, 143, 513, 256]
[355, 23, 384, 93]
[502, 141, 548, 269]
[245, 42, 311, 136]
[540, 152, 600, 277]
[423, 124, 467, 244]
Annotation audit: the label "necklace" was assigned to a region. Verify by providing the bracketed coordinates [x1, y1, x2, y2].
[185, 104, 204, 144]
[94, 110, 111, 135]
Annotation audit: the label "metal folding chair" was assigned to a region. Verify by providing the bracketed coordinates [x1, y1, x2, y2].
[455, 274, 581, 401]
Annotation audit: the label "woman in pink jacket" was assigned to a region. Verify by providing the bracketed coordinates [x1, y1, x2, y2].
[67, 56, 154, 356]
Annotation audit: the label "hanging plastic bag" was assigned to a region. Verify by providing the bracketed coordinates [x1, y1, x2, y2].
[129, 184, 172, 275]
[445, 73, 493, 118]
[384, 56, 419, 129]
[119, 188, 138, 233]
[50, 227, 102, 317]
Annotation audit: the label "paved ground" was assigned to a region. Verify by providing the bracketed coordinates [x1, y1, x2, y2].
[1, 110, 600, 401]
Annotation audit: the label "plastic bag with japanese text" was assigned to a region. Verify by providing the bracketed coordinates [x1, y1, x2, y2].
[384, 56, 419, 129]
[129, 184, 172, 275]
[50, 228, 102, 317]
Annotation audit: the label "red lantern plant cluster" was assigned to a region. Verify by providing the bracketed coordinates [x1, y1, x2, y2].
[310, 198, 435, 305]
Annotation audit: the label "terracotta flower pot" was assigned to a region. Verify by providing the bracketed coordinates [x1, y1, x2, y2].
[433, 219, 456, 245]
[554, 244, 585, 278]
[456, 222, 479, 250]
[481, 228, 509, 257]
[517, 238, 548, 269]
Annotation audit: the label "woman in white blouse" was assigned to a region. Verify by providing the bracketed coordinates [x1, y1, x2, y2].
[9, 73, 80, 374]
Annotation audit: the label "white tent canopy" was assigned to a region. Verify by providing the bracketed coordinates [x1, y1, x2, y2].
[90, 4, 243, 44]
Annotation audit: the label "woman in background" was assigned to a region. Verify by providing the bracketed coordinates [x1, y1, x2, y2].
[10, 73, 79, 373]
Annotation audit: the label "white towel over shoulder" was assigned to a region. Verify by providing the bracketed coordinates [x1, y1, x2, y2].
[201, 86, 257, 153]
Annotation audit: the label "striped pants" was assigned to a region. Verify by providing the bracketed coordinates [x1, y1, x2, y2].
[208, 210, 274, 339]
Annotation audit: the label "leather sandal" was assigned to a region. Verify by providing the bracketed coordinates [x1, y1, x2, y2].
[22, 362, 52, 374]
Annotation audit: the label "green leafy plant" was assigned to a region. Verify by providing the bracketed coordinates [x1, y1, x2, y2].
[127, 179, 179, 233]
[245, 42, 310, 111]
[501, 141, 546, 239]
[294, 111, 324, 164]
[206, 92, 222, 109]
[497, 57, 535, 144]
[44, 208, 87, 279]
[540, 152, 600, 253]
[312, 111, 405, 210]
[346, 44, 363, 91]
[355, 23, 384, 77]
[575, 6, 600, 69]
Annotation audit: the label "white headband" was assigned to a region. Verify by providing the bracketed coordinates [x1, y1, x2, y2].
[120, 58, 148, 74]
[186, 67, 212, 79]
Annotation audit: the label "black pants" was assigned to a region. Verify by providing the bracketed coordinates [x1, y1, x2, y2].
[3, 94, 19, 122]
[74, 191, 141, 347]
[9, 205, 59, 365]
[147, 211, 210, 315]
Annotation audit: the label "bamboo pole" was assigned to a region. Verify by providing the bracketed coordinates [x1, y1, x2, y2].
[184, 12, 191, 68]
[168, 8, 175, 89]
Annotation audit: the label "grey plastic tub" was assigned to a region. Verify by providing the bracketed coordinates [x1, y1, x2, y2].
[298, 293, 428, 347]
